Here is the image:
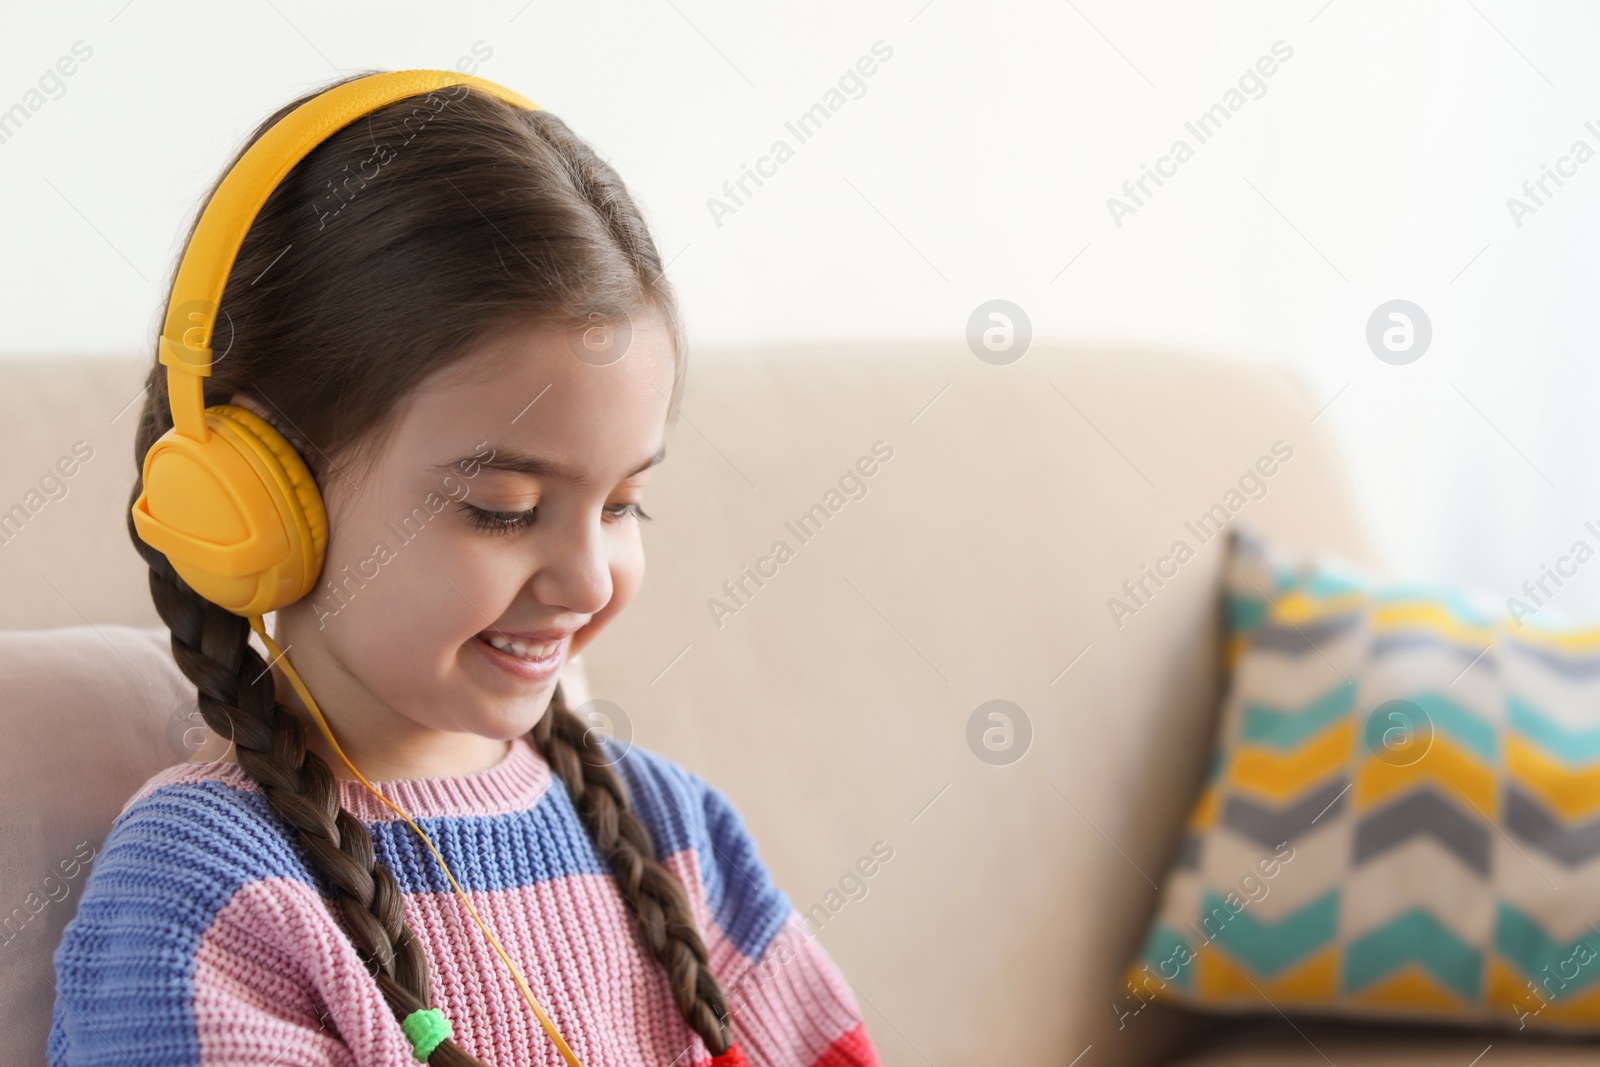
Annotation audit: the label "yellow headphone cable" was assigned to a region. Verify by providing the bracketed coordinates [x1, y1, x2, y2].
[126, 68, 586, 1066]
[249, 616, 585, 1067]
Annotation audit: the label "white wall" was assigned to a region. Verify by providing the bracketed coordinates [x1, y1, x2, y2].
[4, 0, 1598, 618]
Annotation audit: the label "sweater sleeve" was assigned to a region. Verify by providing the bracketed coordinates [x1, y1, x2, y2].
[611, 744, 882, 1067]
[48, 780, 414, 1067]
[693, 777, 882, 1067]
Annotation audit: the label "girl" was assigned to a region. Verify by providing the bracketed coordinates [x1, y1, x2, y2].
[49, 70, 880, 1067]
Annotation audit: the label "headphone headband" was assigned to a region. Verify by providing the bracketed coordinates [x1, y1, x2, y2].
[131, 69, 598, 1063]
[160, 70, 540, 442]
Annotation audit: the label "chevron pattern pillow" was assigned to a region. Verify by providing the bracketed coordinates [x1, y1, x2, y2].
[1125, 522, 1600, 1033]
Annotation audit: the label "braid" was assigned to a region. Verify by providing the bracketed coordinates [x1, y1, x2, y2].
[128, 492, 487, 1067]
[531, 685, 734, 1055]
[134, 534, 736, 1061]
[125, 384, 730, 1062]
[122, 71, 717, 1066]
[509, 125, 733, 1050]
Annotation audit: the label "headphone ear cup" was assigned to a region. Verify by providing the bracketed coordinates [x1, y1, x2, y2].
[132, 404, 328, 616]
[211, 403, 329, 564]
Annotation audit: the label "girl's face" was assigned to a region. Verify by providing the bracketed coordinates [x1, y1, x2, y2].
[249, 310, 675, 778]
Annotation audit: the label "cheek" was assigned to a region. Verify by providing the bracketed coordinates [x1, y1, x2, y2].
[570, 543, 644, 659]
[609, 551, 644, 613]
[312, 514, 486, 675]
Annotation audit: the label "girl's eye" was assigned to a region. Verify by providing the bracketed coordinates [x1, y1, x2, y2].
[460, 504, 535, 536]
[607, 501, 652, 523]
[457, 501, 651, 536]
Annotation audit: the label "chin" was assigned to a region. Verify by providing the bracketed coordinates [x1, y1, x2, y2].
[474, 699, 555, 741]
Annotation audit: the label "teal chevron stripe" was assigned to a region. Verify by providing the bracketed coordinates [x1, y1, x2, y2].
[1360, 691, 1496, 762]
[1227, 594, 1270, 636]
[1241, 680, 1357, 749]
[1137, 923, 1197, 992]
[1197, 888, 1338, 977]
[1343, 908, 1482, 1001]
[1508, 693, 1600, 765]
[1495, 902, 1600, 998]
[1303, 570, 1370, 599]
[1412, 692, 1496, 760]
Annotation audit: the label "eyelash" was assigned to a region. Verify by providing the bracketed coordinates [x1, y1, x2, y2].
[458, 501, 652, 536]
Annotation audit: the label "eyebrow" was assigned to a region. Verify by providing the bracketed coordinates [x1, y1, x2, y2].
[433, 443, 666, 487]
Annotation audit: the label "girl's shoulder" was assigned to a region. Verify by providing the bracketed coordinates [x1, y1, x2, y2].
[119, 751, 253, 813]
[605, 737, 735, 857]
[53, 761, 377, 1066]
[603, 739, 796, 941]
[96, 756, 324, 899]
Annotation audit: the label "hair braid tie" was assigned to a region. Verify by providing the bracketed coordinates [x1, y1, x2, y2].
[709, 1047, 751, 1067]
[128, 66, 725, 1065]
[134, 529, 488, 1066]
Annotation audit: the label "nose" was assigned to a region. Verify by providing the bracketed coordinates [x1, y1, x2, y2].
[528, 505, 614, 617]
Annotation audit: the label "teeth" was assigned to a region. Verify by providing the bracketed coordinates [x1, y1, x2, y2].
[485, 633, 559, 660]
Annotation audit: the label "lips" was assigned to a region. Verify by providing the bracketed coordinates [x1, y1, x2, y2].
[471, 629, 568, 684]
[477, 630, 571, 660]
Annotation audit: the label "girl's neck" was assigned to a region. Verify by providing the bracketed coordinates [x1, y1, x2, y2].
[185, 651, 514, 783]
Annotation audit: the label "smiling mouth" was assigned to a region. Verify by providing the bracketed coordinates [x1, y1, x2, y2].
[476, 631, 564, 661]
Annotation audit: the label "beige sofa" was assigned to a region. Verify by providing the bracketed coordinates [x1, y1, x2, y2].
[5, 341, 1598, 1065]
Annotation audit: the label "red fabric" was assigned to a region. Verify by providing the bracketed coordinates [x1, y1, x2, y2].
[706, 1020, 879, 1067]
[812, 1023, 882, 1066]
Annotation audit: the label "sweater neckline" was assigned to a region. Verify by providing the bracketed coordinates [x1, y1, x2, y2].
[333, 734, 553, 822]
[132, 734, 557, 825]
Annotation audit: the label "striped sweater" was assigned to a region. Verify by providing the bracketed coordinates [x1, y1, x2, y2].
[49, 735, 879, 1067]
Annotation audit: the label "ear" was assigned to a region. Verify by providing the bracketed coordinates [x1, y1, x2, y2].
[228, 391, 276, 425]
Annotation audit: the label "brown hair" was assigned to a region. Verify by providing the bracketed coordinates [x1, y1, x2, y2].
[126, 71, 731, 1064]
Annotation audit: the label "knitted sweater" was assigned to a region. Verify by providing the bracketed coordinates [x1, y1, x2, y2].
[49, 735, 880, 1067]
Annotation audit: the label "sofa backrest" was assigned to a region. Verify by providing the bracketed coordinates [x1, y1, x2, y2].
[0, 341, 1383, 1065]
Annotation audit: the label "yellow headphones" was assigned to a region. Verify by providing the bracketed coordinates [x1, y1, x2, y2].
[130, 70, 588, 1067]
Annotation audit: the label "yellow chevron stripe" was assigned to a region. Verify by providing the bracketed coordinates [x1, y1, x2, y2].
[1226, 720, 1354, 802]
[1372, 601, 1494, 646]
[1188, 781, 1221, 832]
[1487, 955, 1552, 1022]
[1123, 960, 1182, 1007]
[1347, 963, 1474, 1015]
[1271, 589, 1368, 623]
[1195, 943, 1339, 1004]
[1509, 624, 1600, 655]
[1355, 733, 1497, 819]
[1488, 956, 1600, 1026]
[1507, 736, 1600, 820]
[1225, 632, 1248, 675]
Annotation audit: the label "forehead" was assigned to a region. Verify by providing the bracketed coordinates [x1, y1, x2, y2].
[395, 314, 677, 477]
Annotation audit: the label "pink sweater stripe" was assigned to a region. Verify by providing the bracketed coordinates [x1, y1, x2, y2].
[54, 736, 880, 1067]
[663, 850, 867, 1066]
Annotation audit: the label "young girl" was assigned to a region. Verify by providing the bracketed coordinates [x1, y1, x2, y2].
[49, 70, 880, 1067]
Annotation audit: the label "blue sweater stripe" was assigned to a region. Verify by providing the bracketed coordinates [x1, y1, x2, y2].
[50, 744, 793, 1066]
